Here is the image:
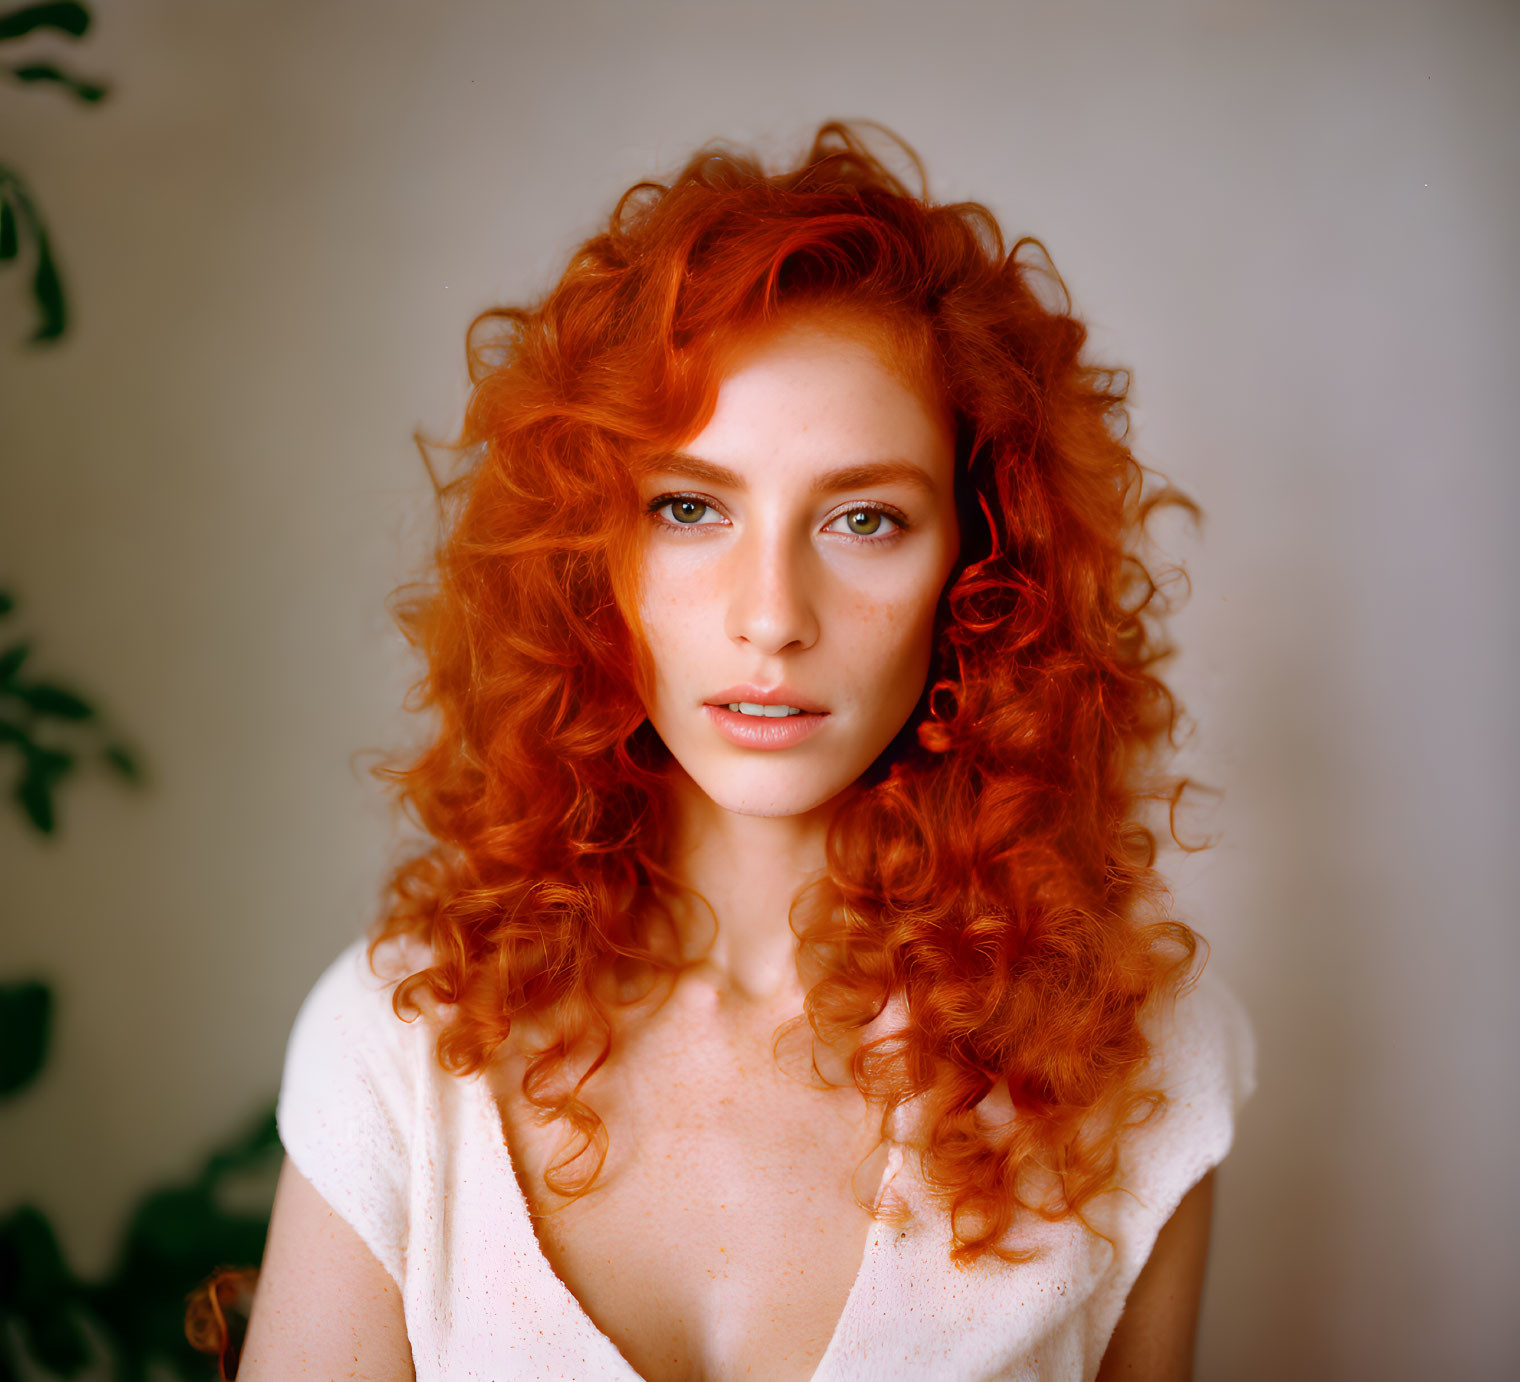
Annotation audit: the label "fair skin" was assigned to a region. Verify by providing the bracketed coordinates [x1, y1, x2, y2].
[240, 321, 1214, 1380]
[629, 315, 962, 999]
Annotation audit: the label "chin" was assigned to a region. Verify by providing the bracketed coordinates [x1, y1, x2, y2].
[716, 791, 835, 819]
[685, 760, 858, 820]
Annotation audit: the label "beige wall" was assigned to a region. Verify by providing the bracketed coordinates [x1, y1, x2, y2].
[2, 1, 1515, 1376]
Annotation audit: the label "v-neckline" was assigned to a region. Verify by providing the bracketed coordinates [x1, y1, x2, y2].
[470, 1070, 905, 1382]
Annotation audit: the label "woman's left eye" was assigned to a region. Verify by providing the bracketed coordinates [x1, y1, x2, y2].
[825, 506, 902, 539]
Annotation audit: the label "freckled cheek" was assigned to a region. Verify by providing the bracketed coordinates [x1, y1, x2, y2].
[641, 559, 700, 623]
[843, 589, 940, 681]
[642, 573, 719, 698]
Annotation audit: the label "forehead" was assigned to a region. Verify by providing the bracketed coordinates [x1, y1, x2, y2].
[668, 317, 953, 474]
[711, 306, 944, 416]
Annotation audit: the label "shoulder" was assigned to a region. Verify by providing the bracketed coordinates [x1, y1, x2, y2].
[1100, 963, 1257, 1241]
[274, 932, 438, 1289]
[286, 933, 432, 1045]
[280, 935, 433, 1106]
[1143, 965, 1257, 1158]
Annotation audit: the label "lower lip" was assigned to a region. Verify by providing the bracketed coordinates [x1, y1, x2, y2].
[704, 704, 829, 749]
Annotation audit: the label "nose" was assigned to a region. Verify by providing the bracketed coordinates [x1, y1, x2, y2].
[722, 522, 820, 655]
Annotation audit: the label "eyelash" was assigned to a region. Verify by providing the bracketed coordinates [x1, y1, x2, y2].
[645, 493, 909, 545]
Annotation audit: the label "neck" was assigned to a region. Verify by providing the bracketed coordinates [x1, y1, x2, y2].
[657, 763, 853, 1003]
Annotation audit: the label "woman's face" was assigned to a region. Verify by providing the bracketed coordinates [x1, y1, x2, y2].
[634, 317, 960, 819]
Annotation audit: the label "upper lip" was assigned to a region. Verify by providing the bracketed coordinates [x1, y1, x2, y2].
[706, 684, 829, 714]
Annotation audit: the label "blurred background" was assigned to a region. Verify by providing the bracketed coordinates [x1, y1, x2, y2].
[2, 0, 1515, 1377]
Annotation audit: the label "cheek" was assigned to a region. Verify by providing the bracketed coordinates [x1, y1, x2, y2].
[845, 585, 940, 686]
[639, 564, 707, 694]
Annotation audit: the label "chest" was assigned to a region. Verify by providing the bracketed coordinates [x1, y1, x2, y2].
[485, 991, 891, 1382]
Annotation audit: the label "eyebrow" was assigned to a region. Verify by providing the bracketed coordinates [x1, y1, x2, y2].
[641, 451, 940, 497]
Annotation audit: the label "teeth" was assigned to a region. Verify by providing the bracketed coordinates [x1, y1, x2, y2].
[728, 702, 805, 717]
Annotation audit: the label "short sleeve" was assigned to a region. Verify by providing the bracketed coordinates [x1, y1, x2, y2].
[1143, 966, 1257, 1189]
[1091, 965, 1257, 1270]
[1074, 967, 1256, 1368]
[275, 937, 421, 1288]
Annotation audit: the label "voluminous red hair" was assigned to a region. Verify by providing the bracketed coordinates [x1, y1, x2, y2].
[373, 120, 1201, 1266]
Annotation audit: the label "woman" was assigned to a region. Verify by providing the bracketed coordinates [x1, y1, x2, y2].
[214, 121, 1253, 1379]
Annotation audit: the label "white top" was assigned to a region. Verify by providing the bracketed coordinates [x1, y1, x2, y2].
[276, 935, 1255, 1381]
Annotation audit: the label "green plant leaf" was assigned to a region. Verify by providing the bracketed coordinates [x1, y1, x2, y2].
[101, 742, 140, 782]
[0, 3, 91, 42]
[0, 1205, 93, 1374]
[15, 760, 55, 832]
[21, 1308, 96, 1375]
[0, 641, 28, 683]
[83, 1106, 281, 1379]
[17, 681, 93, 719]
[0, 1204, 75, 1295]
[35, 745, 73, 777]
[5, 61, 107, 102]
[0, 589, 13, 617]
[0, 1105, 282, 1382]
[29, 230, 65, 341]
[199, 1108, 282, 1191]
[0, 197, 16, 260]
[0, 718, 28, 748]
[0, 980, 51, 1097]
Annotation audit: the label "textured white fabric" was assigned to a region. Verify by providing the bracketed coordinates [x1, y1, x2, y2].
[276, 935, 1255, 1381]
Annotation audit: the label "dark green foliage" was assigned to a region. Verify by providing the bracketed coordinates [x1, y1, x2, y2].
[0, 589, 145, 834]
[2, 19, 273, 1376]
[0, 4, 92, 41]
[0, 577, 272, 1379]
[26, 222, 64, 338]
[0, 981, 50, 1096]
[101, 743, 139, 782]
[14, 683, 93, 721]
[0, 1208, 93, 1374]
[0, 170, 67, 341]
[5, 63, 106, 102]
[87, 1111, 281, 1380]
[1, 1110, 281, 1380]
[1, 0, 109, 344]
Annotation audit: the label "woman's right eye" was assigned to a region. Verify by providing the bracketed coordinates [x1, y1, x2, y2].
[649, 496, 721, 528]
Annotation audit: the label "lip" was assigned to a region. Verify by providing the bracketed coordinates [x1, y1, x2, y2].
[705, 684, 829, 714]
[704, 703, 829, 750]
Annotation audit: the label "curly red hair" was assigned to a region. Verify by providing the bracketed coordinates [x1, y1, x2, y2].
[375, 121, 1200, 1269]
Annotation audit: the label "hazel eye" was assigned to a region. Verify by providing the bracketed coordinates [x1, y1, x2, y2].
[827, 507, 901, 539]
[652, 496, 719, 526]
